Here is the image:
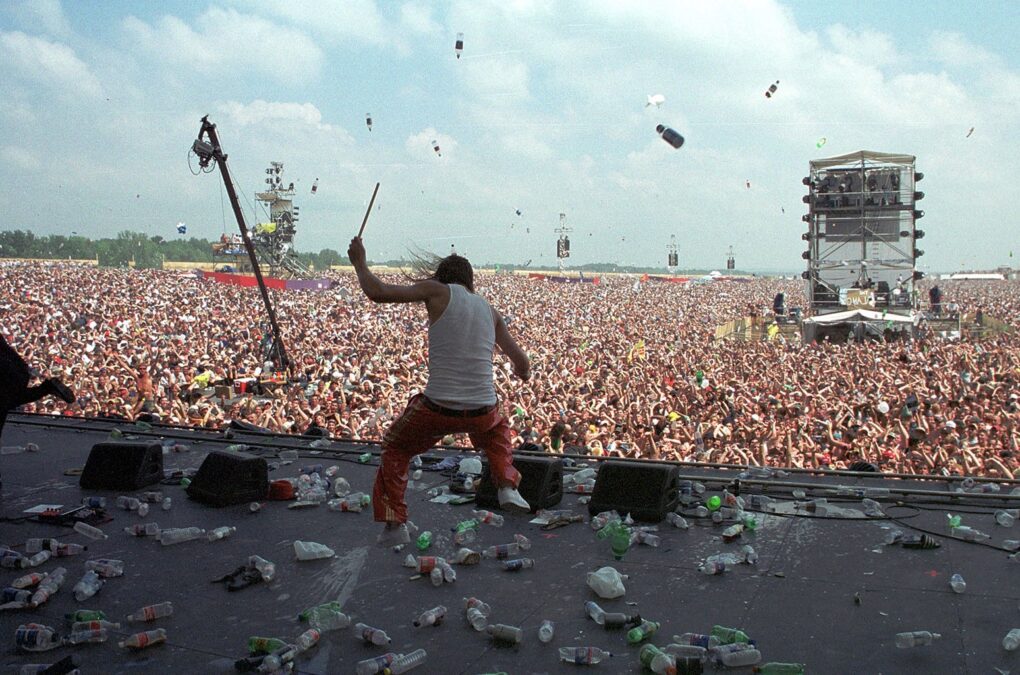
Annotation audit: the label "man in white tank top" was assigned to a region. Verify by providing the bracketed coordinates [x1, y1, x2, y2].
[347, 237, 532, 545]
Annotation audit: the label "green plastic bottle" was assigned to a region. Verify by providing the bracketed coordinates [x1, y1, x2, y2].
[638, 643, 666, 667]
[743, 514, 758, 531]
[711, 624, 752, 645]
[298, 601, 342, 622]
[455, 519, 480, 534]
[358, 452, 372, 463]
[627, 619, 660, 644]
[946, 513, 962, 529]
[247, 636, 287, 654]
[596, 521, 632, 560]
[753, 664, 806, 675]
[707, 495, 722, 511]
[67, 609, 107, 622]
[416, 531, 433, 551]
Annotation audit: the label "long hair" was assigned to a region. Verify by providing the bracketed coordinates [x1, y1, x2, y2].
[404, 249, 474, 292]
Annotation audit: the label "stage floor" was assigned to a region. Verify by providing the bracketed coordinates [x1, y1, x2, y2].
[2, 415, 1020, 674]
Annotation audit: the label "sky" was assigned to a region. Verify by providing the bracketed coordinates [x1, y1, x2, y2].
[1, 0, 1018, 273]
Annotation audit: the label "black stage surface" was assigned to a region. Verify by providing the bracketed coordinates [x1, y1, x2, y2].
[3, 414, 1020, 674]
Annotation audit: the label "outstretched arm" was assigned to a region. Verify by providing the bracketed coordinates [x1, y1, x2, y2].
[347, 237, 446, 304]
[494, 311, 530, 382]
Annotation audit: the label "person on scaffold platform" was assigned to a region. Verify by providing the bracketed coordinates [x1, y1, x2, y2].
[347, 236, 532, 546]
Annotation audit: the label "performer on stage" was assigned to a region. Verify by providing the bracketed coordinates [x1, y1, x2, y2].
[347, 236, 532, 546]
[0, 334, 76, 439]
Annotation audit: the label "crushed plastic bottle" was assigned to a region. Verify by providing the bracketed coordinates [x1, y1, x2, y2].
[295, 628, 320, 652]
[85, 559, 124, 578]
[894, 631, 940, 648]
[995, 510, 1018, 528]
[14, 624, 61, 652]
[72, 570, 103, 601]
[666, 512, 689, 529]
[294, 540, 335, 561]
[413, 605, 447, 627]
[486, 623, 523, 645]
[416, 531, 433, 551]
[596, 521, 632, 560]
[627, 619, 660, 644]
[473, 509, 504, 526]
[700, 553, 741, 575]
[207, 526, 237, 542]
[949, 573, 966, 593]
[30, 568, 67, 606]
[249, 555, 276, 582]
[258, 644, 297, 673]
[559, 646, 612, 664]
[1003, 628, 1020, 651]
[125, 522, 161, 537]
[248, 636, 287, 654]
[633, 530, 661, 547]
[453, 548, 481, 565]
[354, 623, 391, 645]
[538, 619, 555, 643]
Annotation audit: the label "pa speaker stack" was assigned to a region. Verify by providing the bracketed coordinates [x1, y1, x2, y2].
[476, 455, 563, 513]
[588, 460, 680, 522]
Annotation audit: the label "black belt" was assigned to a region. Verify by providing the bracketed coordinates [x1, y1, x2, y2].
[421, 397, 495, 418]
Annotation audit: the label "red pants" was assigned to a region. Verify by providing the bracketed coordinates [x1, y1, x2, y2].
[373, 394, 521, 524]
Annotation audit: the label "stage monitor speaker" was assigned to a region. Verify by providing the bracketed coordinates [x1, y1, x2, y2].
[187, 451, 269, 507]
[80, 442, 164, 491]
[588, 461, 680, 522]
[476, 455, 563, 513]
[228, 419, 271, 434]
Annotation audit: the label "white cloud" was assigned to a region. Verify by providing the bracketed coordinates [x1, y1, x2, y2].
[122, 8, 324, 84]
[400, 2, 441, 35]
[246, 0, 391, 46]
[1, 146, 41, 171]
[0, 30, 102, 98]
[5, 0, 72, 37]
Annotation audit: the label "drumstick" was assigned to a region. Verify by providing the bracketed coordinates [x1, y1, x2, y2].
[357, 182, 380, 238]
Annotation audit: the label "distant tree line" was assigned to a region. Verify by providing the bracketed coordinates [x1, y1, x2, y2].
[0, 229, 741, 275]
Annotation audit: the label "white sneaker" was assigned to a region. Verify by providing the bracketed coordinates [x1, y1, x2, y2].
[498, 487, 531, 513]
[376, 522, 410, 547]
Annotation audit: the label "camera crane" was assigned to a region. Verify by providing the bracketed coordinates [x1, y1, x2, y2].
[191, 116, 291, 375]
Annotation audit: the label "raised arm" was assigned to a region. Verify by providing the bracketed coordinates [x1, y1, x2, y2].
[347, 237, 446, 304]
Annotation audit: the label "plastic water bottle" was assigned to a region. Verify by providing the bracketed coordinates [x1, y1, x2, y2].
[119, 628, 167, 650]
[1003, 628, 1020, 651]
[30, 567, 65, 606]
[538, 620, 555, 643]
[634, 530, 661, 547]
[24, 551, 50, 567]
[666, 512, 689, 529]
[502, 558, 534, 571]
[473, 509, 505, 526]
[207, 526, 236, 541]
[486, 624, 523, 645]
[64, 628, 108, 644]
[295, 628, 320, 652]
[116, 496, 141, 511]
[711, 625, 752, 644]
[294, 540, 335, 560]
[125, 522, 161, 537]
[559, 646, 612, 664]
[464, 597, 491, 631]
[249, 555, 276, 581]
[85, 559, 124, 578]
[665, 643, 709, 660]
[127, 601, 173, 622]
[895, 631, 940, 647]
[1, 443, 39, 454]
[743, 545, 759, 565]
[413, 605, 447, 627]
[712, 643, 762, 667]
[73, 522, 108, 540]
[949, 573, 966, 593]
[354, 623, 390, 645]
[585, 601, 607, 625]
[72, 570, 103, 601]
[952, 526, 990, 542]
[14, 624, 61, 652]
[137, 502, 150, 517]
[453, 548, 481, 565]
[390, 648, 428, 674]
[70, 620, 120, 632]
[3, 588, 33, 605]
[258, 644, 297, 673]
[356, 653, 399, 675]
[162, 497, 172, 511]
[158, 527, 205, 545]
[861, 498, 883, 517]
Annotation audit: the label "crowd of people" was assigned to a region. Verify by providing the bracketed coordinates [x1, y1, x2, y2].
[2, 260, 1018, 478]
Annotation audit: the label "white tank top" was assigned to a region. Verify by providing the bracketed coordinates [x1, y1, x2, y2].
[424, 284, 497, 408]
